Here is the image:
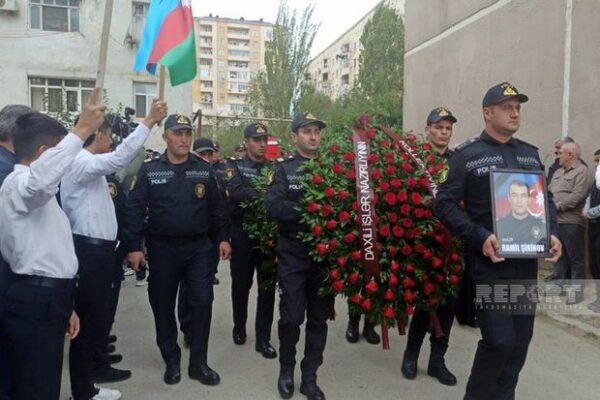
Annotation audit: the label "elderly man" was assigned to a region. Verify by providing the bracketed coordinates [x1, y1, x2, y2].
[549, 142, 591, 304]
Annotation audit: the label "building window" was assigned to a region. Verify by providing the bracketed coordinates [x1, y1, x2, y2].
[199, 24, 212, 33]
[230, 104, 249, 113]
[133, 82, 157, 118]
[323, 58, 328, 68]
[29, 77, 94, 113]
[29, 0, 80, 32]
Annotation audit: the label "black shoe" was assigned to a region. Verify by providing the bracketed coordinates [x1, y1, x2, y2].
[401, 351, 418, 380]
[299, 381, 326, 400]
[189, 364, 220, 385]
[427, 355, 457, 386]
[256, 341, 277, 359]
[93, 366, 132, 384]
[362, 322, 380, 345]
[108, 334, 117, 344]
[213, 276, 220, 285]
[106, 344, 116, 354]
[233, 328, 247, 345]
[345, 319, 360, 343]
[277, 369, 294, 399]
[164, 364, 181, 385]
[108, 354, 123, 364]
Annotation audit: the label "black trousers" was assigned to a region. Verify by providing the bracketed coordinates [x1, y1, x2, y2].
[70, 238, 116, 400]
[589, 223, 600, 298]
[177, 240, 218, 338]
[230, 225, 275, 341]
[2, 280, 73, 400]
[147, 237, 215, 370]
[554, 224, 586, 291]
[277, 236, 333, 383]
[406, 299, 455, 357]
[0, 258, 14, 400]
[464, 309, 535, 400]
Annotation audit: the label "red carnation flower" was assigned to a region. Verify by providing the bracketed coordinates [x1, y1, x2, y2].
[423, 250, 433, 261]
[403, 291, 416, 303]
[419, 177, 430, 189]
[332, 163, 344, 174]
[321, 205, 333, 217]
[380, 140, 390, 148]
[388, 245, 397, 257]
[332, 280, 344, 293]
[329, 144, 339, 154]
[371, 169, 382, 180]
[431, 257, 443, 269]
[348, 272, 360, 285]
[422, 143, 432, 151]
[449, 275, 460, 286]
[316, 243, 328, 256]
[414, 208, 425, 219]
[351, 201, 359, 212]
[386, 165, 397, 175]
[336, 256, 347, 268]
[402, 277, 416, 289]
[374, 242, 383, 253]
[351, 250, 362, 261]
[379, 182, 390, 191]
[406, 133, 417, 142]
[346, 169, 356, 180]
[350, 293, 362, 304]
[401, 244, 413, 256]
[402, 219, 413, 228]
[365, 280, 378, 294]
[450, 252, 460, 263]
[312, 175, 323, 185]
[411, 193, 423, 205]
[397, 191, 408, 202]
[407, 178, 417, 188]
[306, 202, 320, 213]
[339, 211, 351, 222]
[405, 263, 415, 273]
[400, 204, 411, 216]
[389, 275, 399, 287]
[384, 289, 395, 301]
[344, 233, 356, 244]
[368, 154, 378, 164]
[328, 239, 339, 251]
[390, 260, 400, 273]
[387, 212, 398, 223]
[402, 163, 413, 173]
[384, 192, 397, 206]
[415, 244, 426, 254]
[366, 129, 377, 139]
[361, 299, 372, 311]
[324, 187, 336, 198]
[343, 152, 354, 161]
[326, 220, 337, 230]
[392, 226, 405, 238]
[452, 264, 463, 274]
[312, 225, 323, 237]
[385, 152, 395, 162]
[423, 282, 436, 296]
[390, 178, 402, 189]
[338, 190, 349, 201]
[378, 225, 390, 237]
[329, 269, 340, 281]
[383, 306, 395, 319]
[406, 305, 415, 316]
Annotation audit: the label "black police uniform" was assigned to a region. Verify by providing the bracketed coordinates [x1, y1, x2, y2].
[434, 124, 558, 399]
[225, 150, 276, 351]
[496, 213, 547, 247]
[266, 150, 333, 389]
[588, 176, 600, 303]
[403, 146, 457, 385]
[124, 151, 230, 377]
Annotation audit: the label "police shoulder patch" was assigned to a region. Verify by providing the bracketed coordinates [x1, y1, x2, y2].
[107, 182, 118, 198]
[224, 166, 236, 181]
[454, 136, 480, 152]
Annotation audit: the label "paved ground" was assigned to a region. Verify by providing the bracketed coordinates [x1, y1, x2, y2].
[60, 261, 600, 400]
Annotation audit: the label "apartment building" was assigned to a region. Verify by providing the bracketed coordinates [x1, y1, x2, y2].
[192, 15, 273, 116]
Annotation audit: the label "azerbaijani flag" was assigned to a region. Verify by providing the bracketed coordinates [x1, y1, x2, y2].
[134, 0, 197, 86]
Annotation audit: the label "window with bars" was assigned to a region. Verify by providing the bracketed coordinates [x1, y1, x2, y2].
[29, 0, 80, 32]
[133, 82, 157, 118]
[29, 77, 95, 113]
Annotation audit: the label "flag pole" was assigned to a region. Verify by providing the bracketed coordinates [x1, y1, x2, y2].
[158, 65, 166, 100]
[96, 0, 115, 96]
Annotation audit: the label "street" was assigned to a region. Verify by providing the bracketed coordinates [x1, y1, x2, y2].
[61, 261, 600, 400]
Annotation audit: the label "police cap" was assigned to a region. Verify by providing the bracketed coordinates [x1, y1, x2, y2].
[244, 122, 268, 138]
[482, 82, 529, 107]
[164, 114, 193, 132]
[193, 138, 216, 153]
[426, 107, 457, 125]
[291, 112, 327, 133]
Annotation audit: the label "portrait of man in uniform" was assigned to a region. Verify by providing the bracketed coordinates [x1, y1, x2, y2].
[491, 170, 550, 257]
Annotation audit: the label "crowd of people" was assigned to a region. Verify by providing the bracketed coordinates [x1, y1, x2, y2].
[0, 80, 598, 400]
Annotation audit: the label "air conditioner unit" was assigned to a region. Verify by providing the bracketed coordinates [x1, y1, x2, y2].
[0, 0, 18, 12]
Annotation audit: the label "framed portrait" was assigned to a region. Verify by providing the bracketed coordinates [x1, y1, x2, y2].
[490, 168, 551, 258]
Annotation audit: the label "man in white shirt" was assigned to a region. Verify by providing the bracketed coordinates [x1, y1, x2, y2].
[0, 87, 109, 400]
[60, 99, 166, 400]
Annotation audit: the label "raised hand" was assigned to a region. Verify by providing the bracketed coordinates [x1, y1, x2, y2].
[72, 86, 107, 141]
[143, 98, 168, 129]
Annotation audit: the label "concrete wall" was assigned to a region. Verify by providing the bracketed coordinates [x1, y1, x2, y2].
[403, 0, 599, 167]
[0, 0, 192, 151]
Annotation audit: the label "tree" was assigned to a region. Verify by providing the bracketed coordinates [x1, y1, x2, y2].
[354, 4, 404, 127]
[247, 0, 319, 122]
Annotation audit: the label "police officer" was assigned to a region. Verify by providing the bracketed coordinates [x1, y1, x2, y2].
[266, 113, 332, 400]
[225, 122, 276, 358]
[401, 107, 458, 386]
[124, 114, 231, 386]
[434, 82, 561, 400]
